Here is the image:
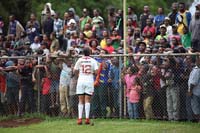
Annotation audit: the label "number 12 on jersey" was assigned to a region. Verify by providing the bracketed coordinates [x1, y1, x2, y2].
[81, 64, 92, 74]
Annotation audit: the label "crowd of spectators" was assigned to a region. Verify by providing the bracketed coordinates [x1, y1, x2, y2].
[0, 2, 200, 122]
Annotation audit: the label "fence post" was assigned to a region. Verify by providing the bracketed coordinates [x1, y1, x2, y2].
[119, 56, 122, 119]
[37, 56, 42, 113]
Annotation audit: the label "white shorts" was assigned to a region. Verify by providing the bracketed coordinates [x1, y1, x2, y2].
[76, 80, 94, 95]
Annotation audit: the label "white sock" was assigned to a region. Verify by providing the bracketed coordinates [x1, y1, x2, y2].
[78, 104, 84, 119]
[85, 103, 90, 119]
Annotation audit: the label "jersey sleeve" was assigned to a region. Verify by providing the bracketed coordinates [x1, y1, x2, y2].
[74, 58, 81, 71]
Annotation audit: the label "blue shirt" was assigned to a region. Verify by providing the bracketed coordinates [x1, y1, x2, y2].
[154, 15, 165, 28]
[109, 65, 120, 89]
[6, 72, 19, 88]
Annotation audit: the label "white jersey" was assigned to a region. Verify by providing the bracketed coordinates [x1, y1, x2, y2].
[74, 56, 98, 81]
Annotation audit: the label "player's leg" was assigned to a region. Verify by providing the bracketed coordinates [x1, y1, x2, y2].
[77, 95, 84, 124]
[85, 95, 91, 124]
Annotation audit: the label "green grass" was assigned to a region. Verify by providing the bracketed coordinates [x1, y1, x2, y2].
[0, 115, 200, 133]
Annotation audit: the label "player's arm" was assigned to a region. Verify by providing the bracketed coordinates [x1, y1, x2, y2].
[74, 58, 80, 79]
[93, 59, 99, 76]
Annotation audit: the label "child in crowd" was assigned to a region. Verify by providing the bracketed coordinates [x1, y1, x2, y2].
[122, 66, 138, 119]
[41, 66, 51, 115]
[129, 77, 142, 119]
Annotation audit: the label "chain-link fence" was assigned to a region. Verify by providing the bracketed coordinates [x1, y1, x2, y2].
[0, 53, 199, 121]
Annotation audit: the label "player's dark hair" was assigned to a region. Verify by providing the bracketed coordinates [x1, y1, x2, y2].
[83, 47, 91, 56]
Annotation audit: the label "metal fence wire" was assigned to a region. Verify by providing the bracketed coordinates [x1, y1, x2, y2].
[0, 53, 199, 121]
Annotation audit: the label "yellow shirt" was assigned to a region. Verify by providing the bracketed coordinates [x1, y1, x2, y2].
[100, 39, 107, 49]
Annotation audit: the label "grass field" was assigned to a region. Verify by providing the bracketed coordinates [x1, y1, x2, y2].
[0, 115, 200, 133]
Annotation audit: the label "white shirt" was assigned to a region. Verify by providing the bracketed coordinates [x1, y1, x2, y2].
[30, 42, 41, 52]
[74, 56, 98, 81]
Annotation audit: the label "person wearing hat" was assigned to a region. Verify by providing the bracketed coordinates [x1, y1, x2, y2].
[155, 25, 168, 45]
[164, 17, 172, 36]
[68, 7, 80, 24]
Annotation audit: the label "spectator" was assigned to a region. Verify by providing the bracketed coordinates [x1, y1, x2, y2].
[50, 32, 59, 53]
[41, 2, 55, 28]
[92, 49, 111, 118]
[18, 59, 34, 115]
[58, 58, 72, 117]
[108, 57, 120, 117]
[83, 23, 93, 39]
[122, 66, 139, 119]
[68, 7, 80, 24]
[141, 65, 154, 119]
[129, 77, 142, 119]
[181, 26, 191, 49]
[168, 3, 178, 25]
[176, 2, 192, 35]
[140, 5, 154, 32]
[164, 17, 172, 36]
[30, 36, 41, 53]
[115, 9, 123, 38]
[127, 7, 138, 28]
[110, 29, 121, 49]
[92, 9, 104, 31]
[43, 12, 54, 36]
[189, 10, 200, 52]
[188, 55, 200, 122]
[8, 15, 25, 40]
[155, 25, 168, 45]
[168, 24, 181, 47]
[100, 30, 109, 49]
[0, 62, 19, 115]
[80, 8, 92, 31]
[0, 16, 4, 34]
[95, 20, 106, 41]
[89, 39, 100, 55]
[154, 7, 165, 34]
[105, 38, 114, 54]
[125, 28, 134, 47]
[142, 18, 156, 38]
[48, 58, 61, 110]
[26, 13, 40, 36]
[53, 12, 63, 39]
[162, 57, 180, 121]
[41, 65, 51, 115]
[26, 21, 39, 44]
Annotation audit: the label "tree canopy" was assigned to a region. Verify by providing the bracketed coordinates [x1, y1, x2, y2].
[0, 0, 192, 30]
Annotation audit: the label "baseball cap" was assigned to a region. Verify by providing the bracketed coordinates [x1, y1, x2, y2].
[160, 24, 166, 29]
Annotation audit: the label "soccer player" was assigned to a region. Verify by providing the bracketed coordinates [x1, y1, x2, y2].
[74, 47, 98, 125]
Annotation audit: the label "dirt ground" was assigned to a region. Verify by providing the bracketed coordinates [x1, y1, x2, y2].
[0, 118, 43, 128]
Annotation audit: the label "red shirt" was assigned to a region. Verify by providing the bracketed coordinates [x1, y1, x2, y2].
[105, 45, 114, 54]
[42, 77, 51, 95]
[0, 75, 6, 93]
[143, 26, 156, 38]
[152, 74, 161, 90]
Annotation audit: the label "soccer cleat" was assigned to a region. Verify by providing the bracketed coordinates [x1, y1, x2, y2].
[77, 118, 82, 125]
[85, 118, 90, 125]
